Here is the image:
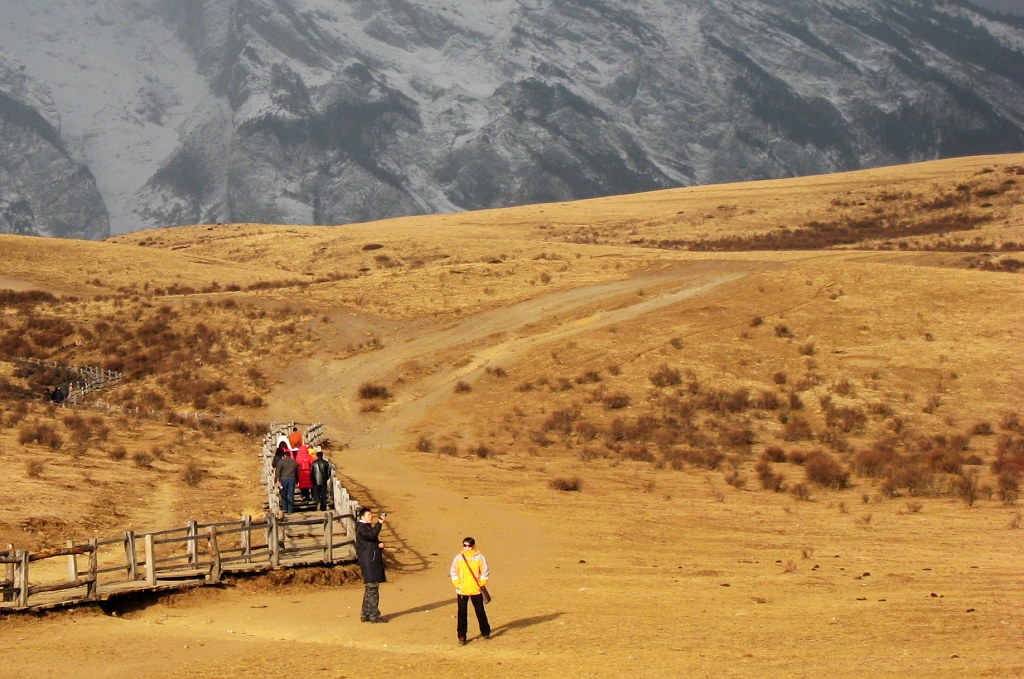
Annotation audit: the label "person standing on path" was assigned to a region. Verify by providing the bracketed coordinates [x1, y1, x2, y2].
[450, 537, 491, 644]
[310, 448, 332, 511]
[274, 451, 299, 514]
[295, 444, 314, 503]
[356, 507, 388, 623]
[287, 426, 303, 450]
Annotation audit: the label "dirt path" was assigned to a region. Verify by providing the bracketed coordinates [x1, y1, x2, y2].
[0, 261, 754, 678]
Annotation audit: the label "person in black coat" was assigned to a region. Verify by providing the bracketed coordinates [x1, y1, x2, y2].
[310, 449, 332, 511]
[355, 507, 388, 623]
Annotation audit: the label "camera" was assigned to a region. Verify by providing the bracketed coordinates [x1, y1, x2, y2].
[379, 512, 388, 518]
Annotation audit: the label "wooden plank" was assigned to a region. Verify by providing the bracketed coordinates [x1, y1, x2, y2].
[2, 546, 13, 603]
[66, 539, 77, 581]
[87, 539, 98, 599]
[28, 544, 93, 562]
[144, 535, 156, 586]
[324, 512, 334, 562]
[16, 551, 28, 608]
[241, 516, 251, 564]
[28, 577, 95, 596]
[268, 514, 280, 568]
[187, 520, 199, 565]
[125, 531, 138, 581]
[207, 527, 221, 584]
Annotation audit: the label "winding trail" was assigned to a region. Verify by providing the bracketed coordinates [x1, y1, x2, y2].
[261, 262, 747, 604]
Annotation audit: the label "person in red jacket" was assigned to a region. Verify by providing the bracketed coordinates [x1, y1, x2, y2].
[295, 445, 314, 503]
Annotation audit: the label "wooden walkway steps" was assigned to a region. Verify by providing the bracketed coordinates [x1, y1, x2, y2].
[1, 422, 360, 613]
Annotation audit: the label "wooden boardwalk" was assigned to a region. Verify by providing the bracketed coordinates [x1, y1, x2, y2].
[1, 423, 360, 613]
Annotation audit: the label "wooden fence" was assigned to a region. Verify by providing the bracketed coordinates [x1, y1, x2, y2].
[14, 356, 122, 404]
[1, 423, 361, 613]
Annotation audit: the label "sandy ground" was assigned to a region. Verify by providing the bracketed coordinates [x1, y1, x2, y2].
[2, 255, 1022, 679]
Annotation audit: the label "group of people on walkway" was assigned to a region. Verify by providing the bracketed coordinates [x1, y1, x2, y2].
[276, 426, 493, 644]
[272, 427, 332, 513]
[355, 507, 492, 644]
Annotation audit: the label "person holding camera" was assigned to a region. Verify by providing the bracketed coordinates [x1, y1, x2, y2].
[450, 536, 491, 644]
[355, 507, 388, 623]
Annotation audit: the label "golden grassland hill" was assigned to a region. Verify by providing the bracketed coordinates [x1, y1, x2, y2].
[0, 154, 1022, 679]
[0, 154, 1020, 554]
[0, 401, 266, 551]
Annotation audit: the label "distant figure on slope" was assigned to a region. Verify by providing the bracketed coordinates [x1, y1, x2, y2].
[450, 536, 491, 645]
[288, 426, 303, 450]
[274, 450, 299, 514]
[311, 448, 332, 511]
[295, 444, 314, 504]
[355, 507, 388, 623]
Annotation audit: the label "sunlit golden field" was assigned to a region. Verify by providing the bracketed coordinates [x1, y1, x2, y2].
[0, 154, 1021, 678]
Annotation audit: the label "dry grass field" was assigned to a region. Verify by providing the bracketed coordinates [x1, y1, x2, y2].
[0, 154, 1022, 678]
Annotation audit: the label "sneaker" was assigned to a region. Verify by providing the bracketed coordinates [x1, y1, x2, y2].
[482, 634, 491, 639]
[458, 637, 467, 645]
[370, 617, 388, 623]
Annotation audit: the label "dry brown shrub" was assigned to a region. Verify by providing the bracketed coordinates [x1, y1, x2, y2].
[853, 444, 893, 477]
[669, 447, 725, 471]
[550, 476, 582, 491]
[754, 390, 781, 410]
[133, 450, 155, 468]
[26, 460, 44, 478]
[783, 417, 813, 441]
[602, 392, 632, 410]
[649, 364, 682, 388]
[474, 444, 496, 459]
[790, 483, 812, 501]
[787, 450, 808, 465]
[805, 451, 850, 489]
[454, 381, 473, 393]
[182, 460, 206, 487]
[755, 458, 786, 492]
[358, 382, 392, 400]
[18, 421, 64, 450]
[417, 436, 434, 453]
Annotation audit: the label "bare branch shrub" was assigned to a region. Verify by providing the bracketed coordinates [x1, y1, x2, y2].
[550, 476, 582, 491]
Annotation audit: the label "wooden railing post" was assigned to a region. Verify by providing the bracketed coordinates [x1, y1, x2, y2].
[3, 544, 14, 603]
[241, 516, 252, 564]
[66, 539, 78, 581]
[186, 520, 199, 565]
[207, 527, 222, 583]
[125, 531, 138, 581]
[144, 535, 157, 586]
[87, 539, 98, 599]
[268, 514, 280, 567]
[323, 512, 334, 562]
[16, 550, 29, 608]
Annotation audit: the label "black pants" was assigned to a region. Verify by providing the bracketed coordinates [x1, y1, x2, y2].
[457, 593, 490, 640]
[312, 484, 329, 511]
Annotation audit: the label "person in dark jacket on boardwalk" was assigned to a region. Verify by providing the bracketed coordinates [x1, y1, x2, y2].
[274, 453, 299, 514]
[310, 448, 331, 511]
[355, 507, 388, 623]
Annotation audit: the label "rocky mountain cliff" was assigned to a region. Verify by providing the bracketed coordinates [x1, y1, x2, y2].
[2, 0, 1023, 239]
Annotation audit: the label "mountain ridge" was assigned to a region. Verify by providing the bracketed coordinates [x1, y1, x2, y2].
[1, 0, 1023, 239]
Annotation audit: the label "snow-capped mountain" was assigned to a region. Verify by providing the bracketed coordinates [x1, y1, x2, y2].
[1, 0, 1023, 239]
